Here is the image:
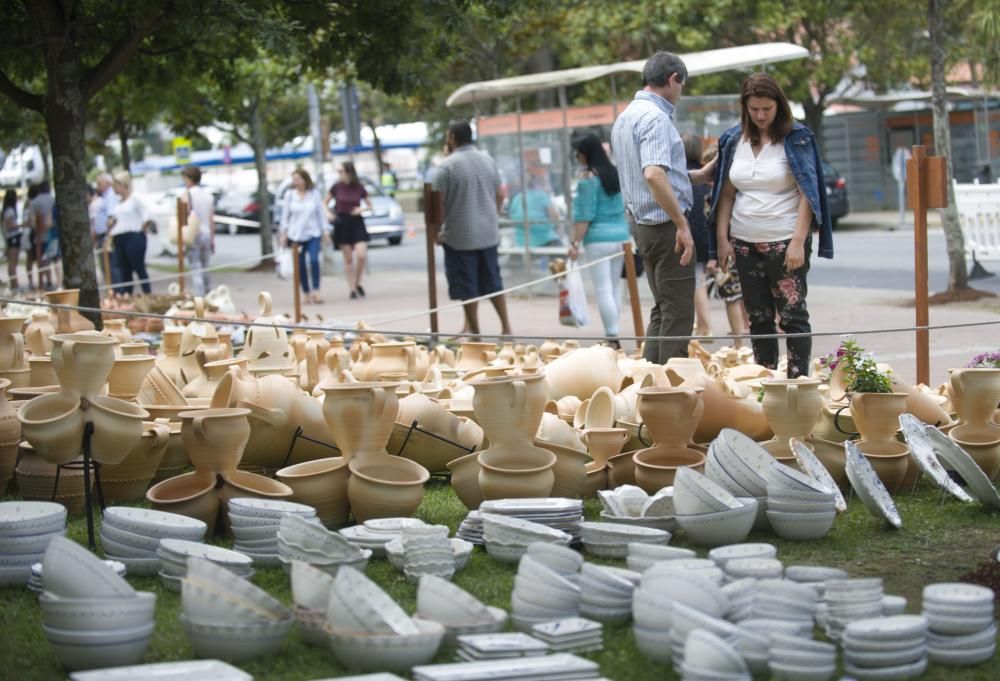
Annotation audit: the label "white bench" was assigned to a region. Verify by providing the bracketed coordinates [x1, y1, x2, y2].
[954, 181, 1000, 261]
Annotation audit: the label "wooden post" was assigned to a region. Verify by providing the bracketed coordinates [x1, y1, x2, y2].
[175, 198, 186, 295]
[102, 242, 112, 288]
[622, 241, 644, 340]
[291, 242, 302, 323]
[907, 145, 948, 386]
[423, 182, 441, 339]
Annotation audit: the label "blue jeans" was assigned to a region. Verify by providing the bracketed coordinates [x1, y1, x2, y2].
[296, 237, 321, 293]
[112, 232, 151, 295]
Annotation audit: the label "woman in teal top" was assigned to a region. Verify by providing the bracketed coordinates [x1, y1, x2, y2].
[569, 134, 630, 344]
[508, 174, 561, 248]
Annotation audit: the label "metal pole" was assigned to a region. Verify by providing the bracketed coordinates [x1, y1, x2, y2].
[611, 75, 619, 118]
[423, 182, 440, 338]
[559, 86, 572, 242]
[307, 84, 326, 196]
[291, 242, 302, 323]
[623, 241, 644, 341]
[514, 95, 531, 288]
[908, 145, 930, 385]
[175, 198, 185, 295]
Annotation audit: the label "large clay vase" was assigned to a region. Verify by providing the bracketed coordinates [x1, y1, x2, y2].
[100, 319, 132, 349]
[543, 345, 623, 400]
[277, 457, 350, 528]
[0, 379, 20, 495]
[347, 457, 429, 522]
[637, 387, 704, 450]
[217, 470, 294, 533]
[447, 451, 484, 510]
[582, 428, 629, 467]
[178, 407, 251, 474]
[950, 368, 1000, 439]
[146, 470, 220, 535]
[850, 392, 910, 492]
[634, 447, 706, 494]
[107, 354, 156, 401]
[760, 378, 824, 457]
[18, 392, 85, 465]
[45, 289, 95, 333]
[682, 373, 772, 443]
[534, 439, 588, 498]
[49, 332, 117, 398]
[24, 311, 55, 356]
[99, 421, 170, 502]
[156, 329, 184, 387]
[321, 382, 399, 465]
[16, 442, 92, 514]
[456, 342, 497, 372]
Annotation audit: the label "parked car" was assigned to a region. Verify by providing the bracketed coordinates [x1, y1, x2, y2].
[215, 188, 275, 234]
[822, 161, 849, 228]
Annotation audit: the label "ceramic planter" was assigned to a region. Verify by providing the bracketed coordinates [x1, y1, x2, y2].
[534, 439, 588, 498]
[146, 470, 220, 535]
[949, 368, 1000, 439]
[49, 333, 117, 398]
[850, 392, 908, 448]
[633, 447, 706, 494]
[16, 442, 92, 514]
[99, 421, 170, 502]
[18, 392, 85, 465]
[447, 450, 484, 510]
[0, 379, 19, 496]
[107, 355, 156, 401]
[86, 396, 149, 465]
[322, 382, 399, 465]
[581, 427, 629, 467]
[477, 448, 556, 500]
[543, 345, 623, 400]
[347, 457, 429, 522]
[45, 289, 95, 333]
[949, 425, 1000, 480]
[178, 407, 251, 474]
[855, 440, 910, 493]
[760, 378, 824, 458]
[24, 311, 55, 356]
[276, 457, 350, 528]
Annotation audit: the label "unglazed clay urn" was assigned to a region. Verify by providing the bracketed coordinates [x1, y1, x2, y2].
[455, 341, 497, 372]
[178, 407, 251, 474]
[146, 470, 220, 535]
[581, 427, 629, 467]
[351, 340, 428, 382]
[388, 393, 484, 473]
[99, 421, 170, 502]
[276, 457, 350, 528]
[681, 373, 772, 443]
[24, 311, 55, 356]
[637, 386, 704, 450]
[321, 382, 399, 465]
[0, 316, 28, 370]
[950, 368, 1000, 438]
[107, 354, 156, 401]
[49, 332, 117, 398]
[347, 456, 429, 522]
[759, 378, 824, 457]
[582, 462, 607, 498]
[633, 447, 706, 494]
[949, 425, 1000, 481]
[151, 419, 188, 484]
[0, 378, 20, 495]
[850, 392, 908, 449]
[183, 357, 246, 400]
[45, 289, 95, 333]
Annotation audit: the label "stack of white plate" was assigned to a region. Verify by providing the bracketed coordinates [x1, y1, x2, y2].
[482, 514, 572, 564]
[400, 525, 456, 583]
[0, 501, 67, 585]
[290, 560, 335, 646]
[341, 517, 428, 557]
[721, 579, 757, 622]
[784, 565, 849, 626]
[579, 521, 669, 559]
[579, 563, 639, 623]
[724, 557, 783, 582]
[68, 660, 252, 681]
[415, 575, 507, 646]
[704, 430, 772, 527]
[455, 632, 549, 661]
[386, 536, 474, 576]
[40, 536, 155, 672]
[682, 628, 751, 681]
[511, 554, 581, 632]
[479, 499, 583, 542]
[180, 557, 293, 663]
[277, 514, 370, 576]
[625, 543, 696, 573]
[842, 615, 929, 680]
[157, 538, 253, 592]
[764, 461, 838, 540]
[229, 498, 317, 565]
[523, 542, 582, 583]
[668, 602, 743, 672]
[645, 557, 726, 586]
[455, 511, 484, 545]
[752, 579, 817, 627]
[823, 577, 885, 641]
[101, 507, 206, 576]
[411, 653, 602, 681]
[30, 559, 125, 594]
[882, 594, 908, 616]
[767, 632, 837, 681]
[708, 543, 777, 570]
[923, 582, 997, 666]
[531, 618, 602, 654]
[597, 485, 676, 532]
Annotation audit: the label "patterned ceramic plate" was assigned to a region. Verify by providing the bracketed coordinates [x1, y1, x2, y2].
[920, 422, 1000, 509]
[791, 438, 848, 512]
[845, 441, 902, 528]
[897, 415, 975, 503]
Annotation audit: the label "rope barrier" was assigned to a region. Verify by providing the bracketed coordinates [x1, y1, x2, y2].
[95, 251, 277, 291]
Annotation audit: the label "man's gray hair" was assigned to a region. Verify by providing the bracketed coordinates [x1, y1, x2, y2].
[642, 51, 688, 88]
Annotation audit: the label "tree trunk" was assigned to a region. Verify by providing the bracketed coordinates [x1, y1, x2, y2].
[250, 103, 274, 263]
[929, 0, 968, 291]
[117, 108, 131, 171]
[803, 98, 825, 142]
[43, 42, 100, 326]
[370, 120, 384, 177]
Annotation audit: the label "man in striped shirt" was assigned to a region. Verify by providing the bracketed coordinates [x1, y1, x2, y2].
[612, 51, 714, 362]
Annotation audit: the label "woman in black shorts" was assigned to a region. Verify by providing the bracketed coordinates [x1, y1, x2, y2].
[328, 161, 374, 299]
[2, 190, 20, 291]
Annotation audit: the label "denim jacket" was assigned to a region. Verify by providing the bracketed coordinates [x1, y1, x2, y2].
[707, 122, 833, 259]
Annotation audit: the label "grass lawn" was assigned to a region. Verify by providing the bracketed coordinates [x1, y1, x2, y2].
[2, 478, 999, 680]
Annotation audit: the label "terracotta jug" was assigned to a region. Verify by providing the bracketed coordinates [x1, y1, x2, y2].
[24, 311, 55, 356]
[211, 364, 262, 408]
[99, 421, 170, 502]
[289, 327, 309, 363]
[28, 355, 57, 388]
[390, 393, 484, 472]
[45, 289, 95, 333]
[326, 337, 352, 370]
[760, 378, 824, 457]
[950, 368, 1000, 438]
[456, 341, 497, 372]
[276, 457, 350, 528]
[16, 442, 92, 514]
[107, 354, 156, 401]
[0, 379, 19, 495]
[321, 382, 399, 465]
[146, 470, 220, 535]
[543, 345, 623, 400]
[637, 387, 704, 450]
[539, 339, 562, 360]
[156, 328, 184, 386]
[447, 450, 483, 510]
[347, 457, 430, 522]
[100, 319, 132, 348]
[582, 427, 630, 467]
[0, 316, 28, 371]
[178, 407, 251, 474]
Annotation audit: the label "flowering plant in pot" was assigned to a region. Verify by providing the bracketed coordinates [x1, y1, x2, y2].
[822, 339, 893, 397]
[966, 350, 1000, 369]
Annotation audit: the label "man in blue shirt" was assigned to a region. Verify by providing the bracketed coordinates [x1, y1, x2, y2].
[612, 51, 714, 362]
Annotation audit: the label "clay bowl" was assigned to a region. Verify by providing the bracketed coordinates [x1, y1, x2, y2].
[347, 457, 429, 522]
[18, 392, 86, 465]
[477, 448, 556, 501]
[581, 462, 607, 498]
[854, 440, 910, 493]
[146, 470, 221, 535]
[276, 457, 350, 528]
[218, 470, 294, 533]
[99, 421, 171, 503]
[446, 451, 483, 511]
[633, 447, 706, 495]
[86, 396, 149, 465]
[534, 439, 589, 499]
[107, 355, 156, 401]
[8, 386, 60, 401]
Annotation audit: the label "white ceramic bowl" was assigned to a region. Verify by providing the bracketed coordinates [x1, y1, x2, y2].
[181, 579, 276, 624]
[524, 541, 583, 575]
[114, 556, 161, 577]
[675, 499, 758, 548]
[514, 575, 581, 611]
[633, 625, 673, 664]
[231, 524, 280, 542]
[98, 535, 157, 560]
[416, 574, 495, 626]
[766, 510, 837, 541]
[290, 560, 335, 612]
[0, 529, 65, 555]
[766, 497, 837, 514]
[414, 606, 507, 647]
[43, 536, 136, 599]
[294, 605, 327, 647]
[39, 591, 156, 631]
[768, 659, 836, 681]
[708, 542, 778, 567]
[44, 622, 154, 672]
[226, 498, 316, 519]
[102, 507, 206, 541]
[332, 566, 419, 636]
[685, 628, 749, 675]
[326, 618, 445, 673]
[98, 523, 162, 552]
[0, 501, 67, 537]
[186, 557, 289, 620]
[180, 614, 293, 662]
[674, 467, 743, 515]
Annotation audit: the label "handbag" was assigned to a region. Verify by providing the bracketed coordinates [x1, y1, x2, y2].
[621, 251, 644, 279]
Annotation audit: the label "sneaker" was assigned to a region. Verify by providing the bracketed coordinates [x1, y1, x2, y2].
[356, 285, 365, 297]
[350, 290, 358, 300]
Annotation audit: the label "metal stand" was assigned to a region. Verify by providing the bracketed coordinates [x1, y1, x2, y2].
[833, 404, 860, 440]
[51, 422, 104, 551]
[280, 426, 341, 470]
[394, 419, 477, 479]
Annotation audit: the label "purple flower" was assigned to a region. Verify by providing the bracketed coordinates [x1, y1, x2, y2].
[967, 350, 1000, 368]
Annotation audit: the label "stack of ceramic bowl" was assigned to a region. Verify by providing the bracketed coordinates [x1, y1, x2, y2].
[482, 514, 572, 564]
[479, 498, 583, 543]
[682, 629, 751, 681]
[156, 538, 253, 592]
[100, 507, 207, 576]
[708, 542, 778, 571]
[704, 430, 770, 513]
[228, 497, 317, 565]
[842, 615, 929, 680]
[923, 582, 997, 666]
[724, 558, 784, 582]
[0, 501, 67, 585]
[276, 514, 370, 575]
[67, 660, 252, 681]
[597, 485, 676, 532]
[455, 632, 550, 661]
[325, 566, 445, 674]
[721, 579, 757, 622]
[823, 577, 885, 641]
[31, 558, 125, 594]
[752, 579, 817, 628]
[784, 565, 849, 627]
[387, 535, 473, 577]
[764, 462, 838, 540]
[645, 557, 727, 587]
[510, 554, 581, 631]
[668, 602, 743, 672]
[341, 517, 428, 557]
[290, 560, 334, 646]
[768, 631, 837, 681]
[531, 617, 603, 654]
[883, 594, 908, 615]
[414, 575, 507, 646]
[455, 511, 484, 545]
[673, 470, 759, 548]
[625, 543, 696, 573]
[399, 525, 456, 583]
[579, 521, 669, 559]
[180, 557, 293, 662]
[523, 541, 583, 583]
[579, 563, 640, 623]
[39, 536, 155, 671]
[411, 654, 602, 681]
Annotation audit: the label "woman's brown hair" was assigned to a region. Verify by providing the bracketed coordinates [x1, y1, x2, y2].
[341, 161, 359, 186]
[739, 72, 794, 146]
[292, 168, 315, 190]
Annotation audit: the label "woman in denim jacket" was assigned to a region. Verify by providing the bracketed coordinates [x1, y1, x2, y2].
[707, 73, 833, 378]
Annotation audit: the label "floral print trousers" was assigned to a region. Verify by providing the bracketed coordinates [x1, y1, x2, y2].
[732, 237, 812, 378]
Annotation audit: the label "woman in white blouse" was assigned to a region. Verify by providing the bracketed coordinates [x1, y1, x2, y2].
[109, 171, 154, 296]
[280, 169, 329, 304]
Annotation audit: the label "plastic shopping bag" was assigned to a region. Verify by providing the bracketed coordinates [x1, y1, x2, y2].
[557, 261, 589, 327]
[276, 247, 294, 280]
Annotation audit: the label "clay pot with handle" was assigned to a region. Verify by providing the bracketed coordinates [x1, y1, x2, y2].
[45, 289, 94, 333]
[155, 328, 184, 386]
[99, 420, 170, 502]
[24, 311, 55, 356]
[760, 378, 824, 457]
[0, 378, 19, 495]
[456, 342, 497, 372]
[100, 319, 132, 349]
[48, 332, 117, 398]
[950, 368, 1000, 437]
[321, 382, 399, 465]
[0, 316, 28, 372]
[178, 406, 251, 474]
[636, 387, 704, 450]
[18, 392, 85, 465]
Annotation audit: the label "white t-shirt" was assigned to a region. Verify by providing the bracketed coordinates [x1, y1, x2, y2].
[109, 194, 149, 236]
[186, 185, 214, 237]
[729, 138, 801, 242]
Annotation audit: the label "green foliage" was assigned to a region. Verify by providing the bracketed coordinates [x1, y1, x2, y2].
[824, 339, 894, 394]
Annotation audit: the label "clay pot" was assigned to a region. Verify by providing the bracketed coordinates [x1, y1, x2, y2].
[217, 331, 234, 359]
[537, 412, 585, 451]
[322, 382, 399, 466]
[241, 390, 331, 471]
[471, 373, 549, 446]
[478, 448, 556, 500]
[119, 341, 150, 357]
[447, 451, 484, 510]
[0, 316, 28, 371]
[0, 379, 19, 496]
[352, 341, 428, 382]
[100, 319, 132, 348]
[152, 420, 188, 484]
[18, 392, 85, 465]
[949, 424, 1000, 481]
[146, 470, 220, 535]
[24, 312, 55, 356]
[497, 343, 517, 365]
[543, 345, 623, 400]
[585, 387, 616, 430]
[892, 378, 954, 427]
[456, 342, 497, 372]
[760, 378, 824, 458]
[107, 355, 156, 401]
[183, 357, 246, 400]
[534, 439, 588, 498]
[156, 329, 184, 386]
[276, 457, 350, 528]
[615, 419, 649, 454]
[27, 355, 56, 389]
[539, 339, 562, 360]
[99, 421, 170, 502]
[217, 470, 294, 531]
[178, 301, 217, 388]
[50, 332, 117, 398]
[664, 358, 707, 386]
[45, 289, 95, 333]
[807, 436, 848, 486]
[347, 457, 429, 522]
[581, 462, 607, 498]
[633, 447, 706, 494]
[211, 364, 262, 408]
[681, 373, 771, 443]
[137, 365, 188, 406]
[298, 331, 331, 393]
[950, 368, 1000, 439]
[289, 328, 309, 363]
[856, 440, 910, 493]
[582, 428, 629, 467]
[637, 387, 704, 450]
[605, 450, 638, 488]
[178, 407, 251, 474]
[82, 396, 148, 467]
[850, 392, 908, 448]
[16, 442, 92, 514]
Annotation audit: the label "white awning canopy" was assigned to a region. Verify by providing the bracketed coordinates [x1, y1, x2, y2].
[831, 87, 1000, 109]
[446, 42, 810, 107]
